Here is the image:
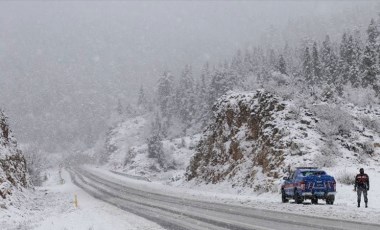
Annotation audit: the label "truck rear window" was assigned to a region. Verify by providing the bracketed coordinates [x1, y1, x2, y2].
[301, 171, 326, 176]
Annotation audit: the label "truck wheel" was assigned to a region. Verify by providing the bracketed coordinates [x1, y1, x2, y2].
[311, 197, 318, 204]
[326, 195, 335, 205]
[282, 190, 289, 203]
[294, 190, 304, 204]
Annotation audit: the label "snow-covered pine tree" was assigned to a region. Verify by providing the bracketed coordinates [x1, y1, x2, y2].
[137, 85, 149, 112]
[194, 63, 212, 129]
[209, 64, 233, 104]
[349, 34, 362, 87]
[268, 49, 277, 72]
[362, 19, 379, 91]
[302, 46, 313, 85]
[176, 65, 196, 129]
[339, 32, 351, 85]
[156, 71, 175, 118]
[277, 54, 287, 75]
[252, 46, 268, 83]
[243, 50, 254, 79]
[320, 35, 339, 85]
[116, 98, 124, 116]
[147, 112, 165, 167]
[230, 50, 245, 89]
[312, 42, 322, 84]
[283, 43, 296, 76]
[0, 110, 10, 144]
[362, 45, 378, 88]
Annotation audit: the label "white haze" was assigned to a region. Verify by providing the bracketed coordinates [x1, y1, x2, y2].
[0, 1, 378, 152]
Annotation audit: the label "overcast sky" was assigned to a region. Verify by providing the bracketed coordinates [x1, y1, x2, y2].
[0, 1, 378, 151]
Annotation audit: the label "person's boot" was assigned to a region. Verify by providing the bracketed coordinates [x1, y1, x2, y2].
[357, 202, 360, 208]
[365, 203, 368, 208]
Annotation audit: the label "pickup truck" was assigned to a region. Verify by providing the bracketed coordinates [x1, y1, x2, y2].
[281, 167, 336, 205]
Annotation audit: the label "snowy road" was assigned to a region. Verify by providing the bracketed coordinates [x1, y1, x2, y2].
[68, 167, 380, 230]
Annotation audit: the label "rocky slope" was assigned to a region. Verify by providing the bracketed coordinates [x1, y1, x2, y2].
[0, 111, 29, 201]
[185, 90, 380, 192]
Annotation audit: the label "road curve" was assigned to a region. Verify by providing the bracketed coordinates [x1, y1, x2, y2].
[67, 167, 380, 230]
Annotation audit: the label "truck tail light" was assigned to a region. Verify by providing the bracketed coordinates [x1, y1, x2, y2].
[325, 182, 330, 189]
[300, 181, 305, 190]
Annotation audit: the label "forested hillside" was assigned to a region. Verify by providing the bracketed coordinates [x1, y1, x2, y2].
[99, 16, 380, 189]
[139, 18, 380, 144]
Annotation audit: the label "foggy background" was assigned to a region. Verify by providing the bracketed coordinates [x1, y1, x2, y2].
[0, 1, 379, 152]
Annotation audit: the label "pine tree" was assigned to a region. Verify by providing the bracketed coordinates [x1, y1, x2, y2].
[157, 71, 175, 118]
[116, 98, 123, 116]
[350, 33, 362, 87]
[303, 47, 313, 85]
[320, 35, 338, 85]
[137, 85, 148, 111]
[0, 110, 10, 144]
[147, 113, 165, 167]
[243, 50, 254, 77]
[283, 43, 295, 76]
[176, 65, 196, 127]
[362, 19, 379, 90]
[339, 32, 350, 84]
[362, 45, 378, 87]
[230, 50, 246, 89]
[367, 18, 379, 44]
[252, 47, 268, 83]
[209, 65, 232, 103]
[277, 54, 287, 75]
[268, 49, 277, 71]
[312, 42, 322, 83]
[195, 63, 211, 128]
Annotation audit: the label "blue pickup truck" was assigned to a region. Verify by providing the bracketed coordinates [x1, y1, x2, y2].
[281, 167, 336, 204]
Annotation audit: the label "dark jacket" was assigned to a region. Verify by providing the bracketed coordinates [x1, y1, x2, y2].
[355, 173, 370, 190]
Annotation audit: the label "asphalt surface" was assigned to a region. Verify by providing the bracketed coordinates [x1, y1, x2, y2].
[68, 167, 380, 230]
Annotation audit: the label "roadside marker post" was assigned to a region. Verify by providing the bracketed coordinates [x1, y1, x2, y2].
[74, 194, 78, 208]
[58, 167, 65, 184]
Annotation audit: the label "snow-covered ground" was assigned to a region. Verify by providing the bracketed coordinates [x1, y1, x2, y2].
[2, 163, 379, 229]
[87, 164, 380, 225]
[1, 168, 165, 230]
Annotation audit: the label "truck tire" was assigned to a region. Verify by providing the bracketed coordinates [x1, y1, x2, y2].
[282, 189, 289, 203]
[311, 197, 318, 204]
[326, 195, 335, 205]
[294, 189, 304, 204]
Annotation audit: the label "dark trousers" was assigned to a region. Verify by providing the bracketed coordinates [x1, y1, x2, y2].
[357, 187, 368, 204]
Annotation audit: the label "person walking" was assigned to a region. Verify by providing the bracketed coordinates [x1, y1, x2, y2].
[354, 168, 369, 208]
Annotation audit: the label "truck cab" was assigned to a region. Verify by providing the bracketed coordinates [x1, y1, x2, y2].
[281, 167, 336, 204]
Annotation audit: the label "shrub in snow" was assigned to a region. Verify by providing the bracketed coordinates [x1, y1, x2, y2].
[147, 135, 165, 167]
[360, 115, 380, 133]
[286, 104, 303, 120]
[362, 141, 375, 156]
[336, 170, 356, 185]
[312, 104, 353, 137]
[357, 152, 369, 165]
[21, 144, 48, 186]
[342, 85, 379, 107]
[262, 72, 298, 101]
[321, 138, 341, 157]
[312, 152, 336, 168]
